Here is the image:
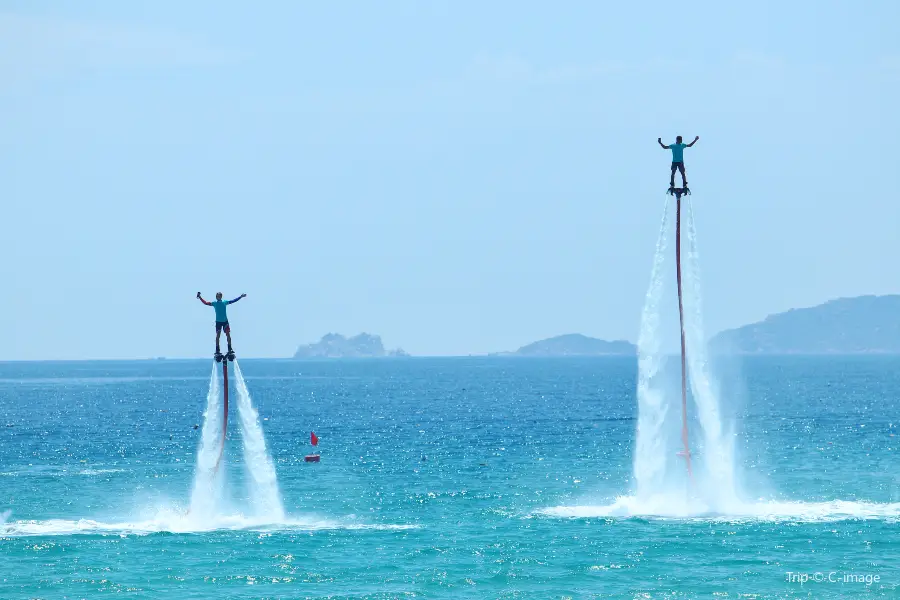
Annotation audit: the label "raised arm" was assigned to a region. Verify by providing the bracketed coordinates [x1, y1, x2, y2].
[657, 137, 669, 149]
[686, 135, 699, 147]
[226, 293, 247, 305]
[197, 292, 212, 306]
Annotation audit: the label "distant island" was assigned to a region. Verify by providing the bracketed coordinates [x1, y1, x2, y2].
[493, 334, 637, 357]
[289, 295, 900, 359]
[293, 333, 408, 359]
[710, 295, 900, 354]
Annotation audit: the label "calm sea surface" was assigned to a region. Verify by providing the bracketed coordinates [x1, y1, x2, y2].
[1, 356, 898, 598]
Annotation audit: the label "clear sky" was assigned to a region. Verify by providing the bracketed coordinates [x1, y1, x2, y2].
[2, 1, 898, 360]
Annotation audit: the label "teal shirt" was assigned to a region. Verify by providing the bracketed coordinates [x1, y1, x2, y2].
[670, 143, 687, 162]
[212, 300, 228, 322]
[210, 297, 241, 322]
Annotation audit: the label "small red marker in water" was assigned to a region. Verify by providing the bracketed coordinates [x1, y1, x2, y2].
[305, 431, 320, 462]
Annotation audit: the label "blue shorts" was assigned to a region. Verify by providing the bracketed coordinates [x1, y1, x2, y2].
[215, 321, 230, 333]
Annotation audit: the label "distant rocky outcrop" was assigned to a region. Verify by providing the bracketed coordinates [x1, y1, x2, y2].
[495, 334, 637, 356]
[293, 333, 408, 358]
[710, 295, 900, 354]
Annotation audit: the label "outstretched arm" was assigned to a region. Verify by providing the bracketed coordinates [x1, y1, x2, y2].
[197, 292, 212, 306]
[657, 137, 669, 149]
[226, 293, 247, 305]
[686, 135, 699, 147]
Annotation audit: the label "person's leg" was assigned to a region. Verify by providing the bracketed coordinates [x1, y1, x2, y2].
[225, 324, 233, 352]
[678, 163, 687, 186]
[670, 163, 677, 186]
[215, 323, 222, 353]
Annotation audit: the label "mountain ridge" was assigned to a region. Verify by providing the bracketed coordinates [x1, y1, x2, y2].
[710, 294, 900, 354]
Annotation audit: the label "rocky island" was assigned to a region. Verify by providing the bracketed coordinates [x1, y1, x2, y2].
[494, 334, 637, 356]
[293, 333, 409, 358]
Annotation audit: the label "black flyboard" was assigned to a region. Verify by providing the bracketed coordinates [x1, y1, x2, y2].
[667, 186, 691, 198]
[214, 350, 235, 363]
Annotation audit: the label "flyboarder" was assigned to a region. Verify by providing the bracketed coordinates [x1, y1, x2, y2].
[658, 135, 699, 190]
[197, 292, 246, 359]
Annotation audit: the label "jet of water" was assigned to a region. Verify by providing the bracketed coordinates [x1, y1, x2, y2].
[682, 198, 737, 506]
[634, 197, 674, 498]
[233, 361, 285, 521]
[189, 363, 226, 520]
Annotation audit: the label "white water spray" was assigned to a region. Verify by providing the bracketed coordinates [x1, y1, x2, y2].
[634, 197, 674, 497]
[187, 360, 283, 522]
[233, 361, 285, 520]
[682, 200, 737, 503]
[188, 363, 225, 519]
[632, 194, 739, 509]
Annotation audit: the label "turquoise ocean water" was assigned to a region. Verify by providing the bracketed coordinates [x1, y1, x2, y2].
[1, 356, 899, 598]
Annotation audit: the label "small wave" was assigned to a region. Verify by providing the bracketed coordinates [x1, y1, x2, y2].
[0, 510, 419, 537]
[537, 496, 900, 523]
[0, 467, 127, 477]
[77, 469, 127, 476]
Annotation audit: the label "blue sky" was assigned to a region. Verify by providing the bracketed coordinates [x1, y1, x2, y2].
[2, 1, 898, 360]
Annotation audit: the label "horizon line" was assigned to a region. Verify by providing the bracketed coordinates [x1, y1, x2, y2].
[3, 352, 900, 364]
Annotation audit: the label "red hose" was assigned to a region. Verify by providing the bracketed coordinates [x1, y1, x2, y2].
[213, 359, 229, 472]
[676, 195, 693, 478]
